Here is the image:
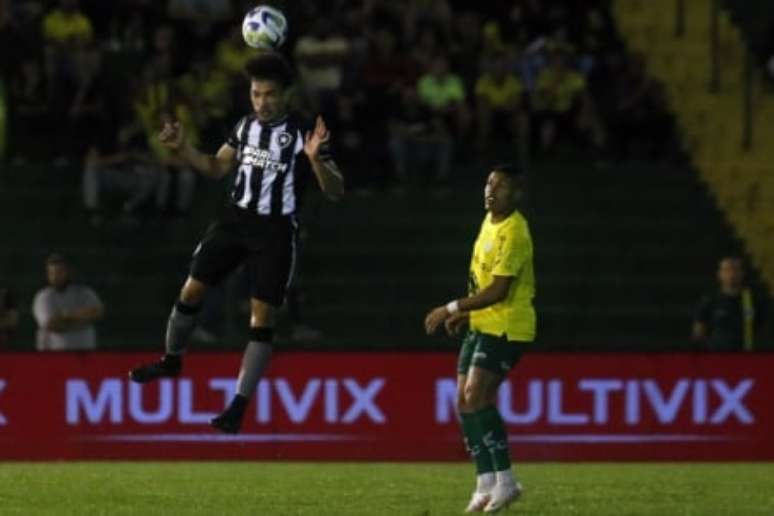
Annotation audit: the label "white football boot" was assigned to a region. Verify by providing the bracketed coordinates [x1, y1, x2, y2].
[465, 491, 492, 513]
[483, 481, 522, 513]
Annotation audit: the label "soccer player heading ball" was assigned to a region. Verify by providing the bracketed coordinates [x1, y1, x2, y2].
[425, 164, 535, 513]
[129, 52, 344, 434]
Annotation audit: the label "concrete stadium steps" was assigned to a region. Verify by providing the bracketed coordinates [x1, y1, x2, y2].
[614, 0, 774, 289]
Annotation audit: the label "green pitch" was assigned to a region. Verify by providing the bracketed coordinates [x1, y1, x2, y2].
[0, 462, 772, 515]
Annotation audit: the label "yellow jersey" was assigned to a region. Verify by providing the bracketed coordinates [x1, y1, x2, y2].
[468, 210, 536, 342]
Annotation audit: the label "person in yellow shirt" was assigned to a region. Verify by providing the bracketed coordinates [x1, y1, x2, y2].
[42, 0, 93, 47]
[425, 163, 534, 513]
[533, 49, 605, 153]
[474, 53, 528, 152]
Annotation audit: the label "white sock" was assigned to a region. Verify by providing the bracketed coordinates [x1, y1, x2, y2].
[476, 472, 495, 493]
[495, 469, 516, 487]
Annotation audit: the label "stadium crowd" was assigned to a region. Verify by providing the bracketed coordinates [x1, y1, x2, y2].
[0, 0, 678, 206]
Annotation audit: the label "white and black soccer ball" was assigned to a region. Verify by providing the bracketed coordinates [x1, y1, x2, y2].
[242, 5, 288, 49]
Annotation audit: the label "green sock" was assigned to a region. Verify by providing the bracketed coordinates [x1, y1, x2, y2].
[460, 412, 495, 475]
[476, 405, 511, 472]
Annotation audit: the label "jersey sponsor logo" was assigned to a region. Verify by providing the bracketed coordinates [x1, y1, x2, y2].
[242, 145, 289, 172]
[473, 352, 488, 361]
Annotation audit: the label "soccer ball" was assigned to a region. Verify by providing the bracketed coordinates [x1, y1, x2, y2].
[242, 5, 288, 49]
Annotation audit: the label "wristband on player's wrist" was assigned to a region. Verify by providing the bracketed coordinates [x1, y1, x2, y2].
[446, 300, 460, 314]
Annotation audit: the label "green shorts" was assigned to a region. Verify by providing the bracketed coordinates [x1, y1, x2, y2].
[457, 331, 526, 376]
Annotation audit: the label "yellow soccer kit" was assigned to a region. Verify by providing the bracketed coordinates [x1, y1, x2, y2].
[468, 209, 536, 342]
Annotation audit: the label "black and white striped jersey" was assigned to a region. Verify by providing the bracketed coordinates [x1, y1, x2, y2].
[226, 114, 329, 216]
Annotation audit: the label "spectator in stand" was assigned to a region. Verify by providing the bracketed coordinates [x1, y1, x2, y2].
[390, 85, 452, 188]
[532, 47, 605, 155]
[8, 56, 50, 163]
[42, 0, 93, 49]
[82, 119, 160, 226]
[42, 0, 95, 163]
[475, 52, 528, 153]
[417, 53, 469, 141]
[67, 44, 110, 156]
[0, 284, 19, 349]
[294, 19, 350, 117]
[359, 26, 419, 187]
[448, 11, 484, 93]
[134, 54, 197, 215]
[693, 257, 769, 352]
[32, 253, 104, 351]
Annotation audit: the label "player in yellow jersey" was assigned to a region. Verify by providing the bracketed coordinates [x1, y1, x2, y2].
[425, 164, 535, 513]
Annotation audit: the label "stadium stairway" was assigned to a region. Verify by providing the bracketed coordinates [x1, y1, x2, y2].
[0, 155, 740, 352]
[614, 0, 774, 290]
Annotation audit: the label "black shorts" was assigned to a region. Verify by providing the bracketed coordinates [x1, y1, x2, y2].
[190, 205, 297, 306]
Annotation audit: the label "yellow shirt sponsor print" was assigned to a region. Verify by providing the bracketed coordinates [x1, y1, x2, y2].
[469, 210, 536, 342]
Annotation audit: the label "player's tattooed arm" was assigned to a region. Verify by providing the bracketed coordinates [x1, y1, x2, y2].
[304, 115, 345, 200]
[159, 119, 235, 178]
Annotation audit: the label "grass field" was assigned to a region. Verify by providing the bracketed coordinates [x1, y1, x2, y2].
[0, 462, 772, 515]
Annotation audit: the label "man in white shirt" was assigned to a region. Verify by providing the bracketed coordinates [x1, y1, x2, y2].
[32, 253, 104, 351]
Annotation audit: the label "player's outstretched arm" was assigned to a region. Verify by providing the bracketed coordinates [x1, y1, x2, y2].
[304, 116, 345, 200]
[159, 120, 235, 178]
[424, 276, 513, 335]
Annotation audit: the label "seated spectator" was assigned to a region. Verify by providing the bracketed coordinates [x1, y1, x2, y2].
[532, 48, 605, 154]
[32, 253, 104, 351]
[42, 0, 95, 162]
[294, 19, 350, 116]
[42, 0, 93, 49]
[389, 86, 451, 187]
[82, 121, 161, 226]
[693, 257, 769, 352]
[417, 53, 469, 139]
[475, 52, 528, 152]
[8, 56, 50, 163]
[66, 44, 110, 156]
[134, 65, 197, 215]
[0, 284, 19, 349]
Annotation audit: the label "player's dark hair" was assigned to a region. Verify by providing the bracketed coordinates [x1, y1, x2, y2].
[245, 52, 294, 88]
[45, 252, 69, 267]
[492, 163, 523, 179]
[492, 163, 527, 194]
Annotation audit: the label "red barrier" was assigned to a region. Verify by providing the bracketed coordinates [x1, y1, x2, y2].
[0, 352, 772, 461]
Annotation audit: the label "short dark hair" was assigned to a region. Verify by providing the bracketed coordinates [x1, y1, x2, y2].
[244, 52, 294, 88]
[45, 253, 69, 267]
[491, 163, 523, 178]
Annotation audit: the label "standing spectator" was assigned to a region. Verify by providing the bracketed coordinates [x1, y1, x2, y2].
[32, 253, 104, 351]
[0, 284, 18, 348]
[693, 257, 769, 351]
